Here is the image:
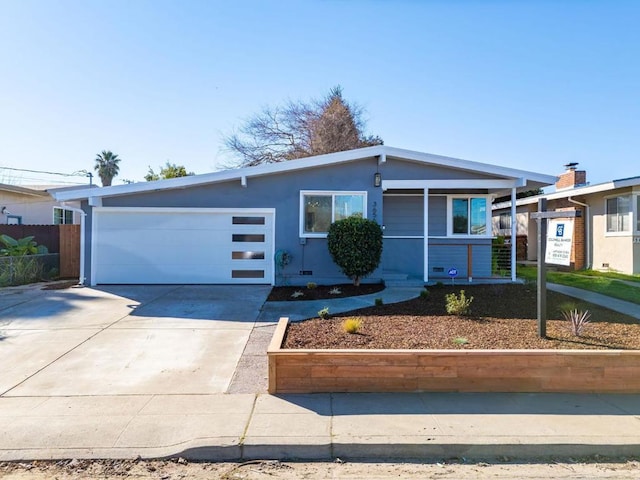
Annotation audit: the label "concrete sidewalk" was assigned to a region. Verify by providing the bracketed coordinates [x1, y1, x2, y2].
[1, 392, 639, 462]
[258, 286, 424, 322]
[548, 283, 640, 320]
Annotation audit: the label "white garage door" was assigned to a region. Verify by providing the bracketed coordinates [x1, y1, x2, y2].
[92, 207, 275, 285]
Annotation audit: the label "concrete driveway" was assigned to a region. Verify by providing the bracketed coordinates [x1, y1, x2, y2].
[0, 284, 271, 396]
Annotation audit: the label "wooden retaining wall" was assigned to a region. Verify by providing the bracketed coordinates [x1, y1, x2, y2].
[268, 318, 640, 394]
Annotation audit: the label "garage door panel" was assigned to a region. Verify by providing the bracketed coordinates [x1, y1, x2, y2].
[93, 209, 274, 285]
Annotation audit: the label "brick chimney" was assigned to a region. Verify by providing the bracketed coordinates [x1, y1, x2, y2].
[556, 163, 587, 190]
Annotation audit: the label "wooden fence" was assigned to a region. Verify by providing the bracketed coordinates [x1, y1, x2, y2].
[59, 224, 80, 278]
[0, 224, 80, 279]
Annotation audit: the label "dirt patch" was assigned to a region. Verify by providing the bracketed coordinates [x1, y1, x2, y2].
[41, 280, 77, 290]
[283, 284, 640, 350]
[2, 458, 640, 480]
[267, 282, 385, 301]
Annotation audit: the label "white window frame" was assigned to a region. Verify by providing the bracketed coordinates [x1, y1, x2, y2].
[604, 194, 632, 237]
[299, 190, 367, 238]
[446, 194, 492, 238]
[53, 207, 74, 225]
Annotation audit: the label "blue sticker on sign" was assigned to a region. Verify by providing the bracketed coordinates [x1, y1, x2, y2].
[448, 268, 458, 278]
[556, 224, 565, 237]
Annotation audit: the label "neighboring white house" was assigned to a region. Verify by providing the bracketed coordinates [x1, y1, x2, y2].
[0, 184, 83, 225]
[493, 164, 640, 275]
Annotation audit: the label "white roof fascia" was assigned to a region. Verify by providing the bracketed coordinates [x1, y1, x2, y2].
[381, 146, 557, 185]
[492, 176, 640, 210]
[52, 145, 556, 202]
[0, 183, 50, 197]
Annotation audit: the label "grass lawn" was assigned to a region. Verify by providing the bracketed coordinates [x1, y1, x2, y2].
[518, 265, 640, 306]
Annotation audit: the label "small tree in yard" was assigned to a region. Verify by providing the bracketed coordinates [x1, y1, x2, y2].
[327, 217, 383, 286]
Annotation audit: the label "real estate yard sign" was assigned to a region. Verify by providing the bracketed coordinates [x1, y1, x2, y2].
[545, 219, 574, 266]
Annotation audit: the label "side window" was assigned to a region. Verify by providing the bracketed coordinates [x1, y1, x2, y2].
[606, 196, 630, 233]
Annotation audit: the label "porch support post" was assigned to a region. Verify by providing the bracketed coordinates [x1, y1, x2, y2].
[511, 187, 517, 282]
[423, 187, 429, 283]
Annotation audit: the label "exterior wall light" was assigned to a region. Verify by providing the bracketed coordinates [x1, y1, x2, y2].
[374, 172, 382, 187]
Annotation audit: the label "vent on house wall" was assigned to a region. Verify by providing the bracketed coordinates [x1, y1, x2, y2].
[602, 263, 609, 269]
[432, 267, 444, 273]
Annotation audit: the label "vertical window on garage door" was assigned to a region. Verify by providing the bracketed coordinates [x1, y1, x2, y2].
[232, 216, 265, 225]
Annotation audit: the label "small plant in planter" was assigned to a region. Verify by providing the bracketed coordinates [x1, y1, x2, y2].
[562, 308, 591, 336]
[329, 287, 342, 295]
[291, 290, 305, 299]
[318, 307, 330, 319]
[420, 288, 429, 299]
[445, 290, 473, 316]
[342, 317, 363, 334]
[374, 297, 383, 306]
[452, 337, 469, 346]
[306, 282, 317, 290]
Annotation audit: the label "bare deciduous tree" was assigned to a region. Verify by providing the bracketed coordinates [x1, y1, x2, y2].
[224, 86, 382, 167]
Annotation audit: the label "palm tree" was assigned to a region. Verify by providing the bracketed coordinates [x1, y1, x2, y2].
[94, 150, 121, 186]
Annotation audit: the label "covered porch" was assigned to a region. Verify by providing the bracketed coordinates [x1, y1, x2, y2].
[379, 179, 523, 284]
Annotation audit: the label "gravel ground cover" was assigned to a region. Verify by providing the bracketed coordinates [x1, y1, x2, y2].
[283, 284, 640, 350]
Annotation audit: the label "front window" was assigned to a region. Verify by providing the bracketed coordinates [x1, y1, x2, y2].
[53, 207, 74, 225]
[301, 191, 366, 236]
[636, 195, 640, 233]
[606, 196, 630, 233]
[451, 197, 487, 235]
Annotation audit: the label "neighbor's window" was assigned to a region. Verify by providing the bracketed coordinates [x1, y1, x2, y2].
[301, 191, 366, 235]
[606, 196, 630, 233]
[499, 212, 512, 230]
[451, 197, 487, 235]
[53, 207, 74, 225]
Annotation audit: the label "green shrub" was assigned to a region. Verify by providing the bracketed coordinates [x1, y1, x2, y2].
[0, 235, 48, 256]
[374, 297, 383, 306]
[342, 317, 363, 334]
[445, 290, 474, 316]
[318, 307, 330, 319]
[453, 337, 469, 346]
[327, 217, 383, 286]
[434, 281, 444, 288]
[0, 256, 43, 286]
[420, 288, 429, 299]
[306, 282, 317, 290]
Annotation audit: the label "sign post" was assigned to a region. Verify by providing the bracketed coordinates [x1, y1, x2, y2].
[531, 200, 581, 339]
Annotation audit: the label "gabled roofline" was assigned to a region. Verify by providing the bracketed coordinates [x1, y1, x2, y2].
[52, 145, 557, 202]
[0, 183, 50, 197]
[492, 175, 640, 210]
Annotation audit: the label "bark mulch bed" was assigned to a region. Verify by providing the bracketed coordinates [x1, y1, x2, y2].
[283, 284, 640, 350]
[267, 282, 385, 301]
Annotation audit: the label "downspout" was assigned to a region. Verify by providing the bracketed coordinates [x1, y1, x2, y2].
[61, 203, 87, 285]
[568, 197, 590, 270]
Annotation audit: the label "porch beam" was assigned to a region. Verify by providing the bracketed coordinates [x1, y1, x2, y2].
[382, 178, 526, 190]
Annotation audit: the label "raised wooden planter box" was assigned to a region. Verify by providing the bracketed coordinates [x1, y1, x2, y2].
[268, 317, 640, 394]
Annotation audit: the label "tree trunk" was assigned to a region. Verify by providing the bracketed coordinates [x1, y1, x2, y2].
[353, 276, 361, 287]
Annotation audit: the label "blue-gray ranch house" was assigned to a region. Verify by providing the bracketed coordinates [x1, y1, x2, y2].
[52, 146, 555, 286]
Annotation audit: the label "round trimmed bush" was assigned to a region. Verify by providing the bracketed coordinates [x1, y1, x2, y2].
[327, 216, 383, 286]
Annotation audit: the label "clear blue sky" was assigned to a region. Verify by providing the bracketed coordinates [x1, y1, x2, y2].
[1, 0, 638, 187]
